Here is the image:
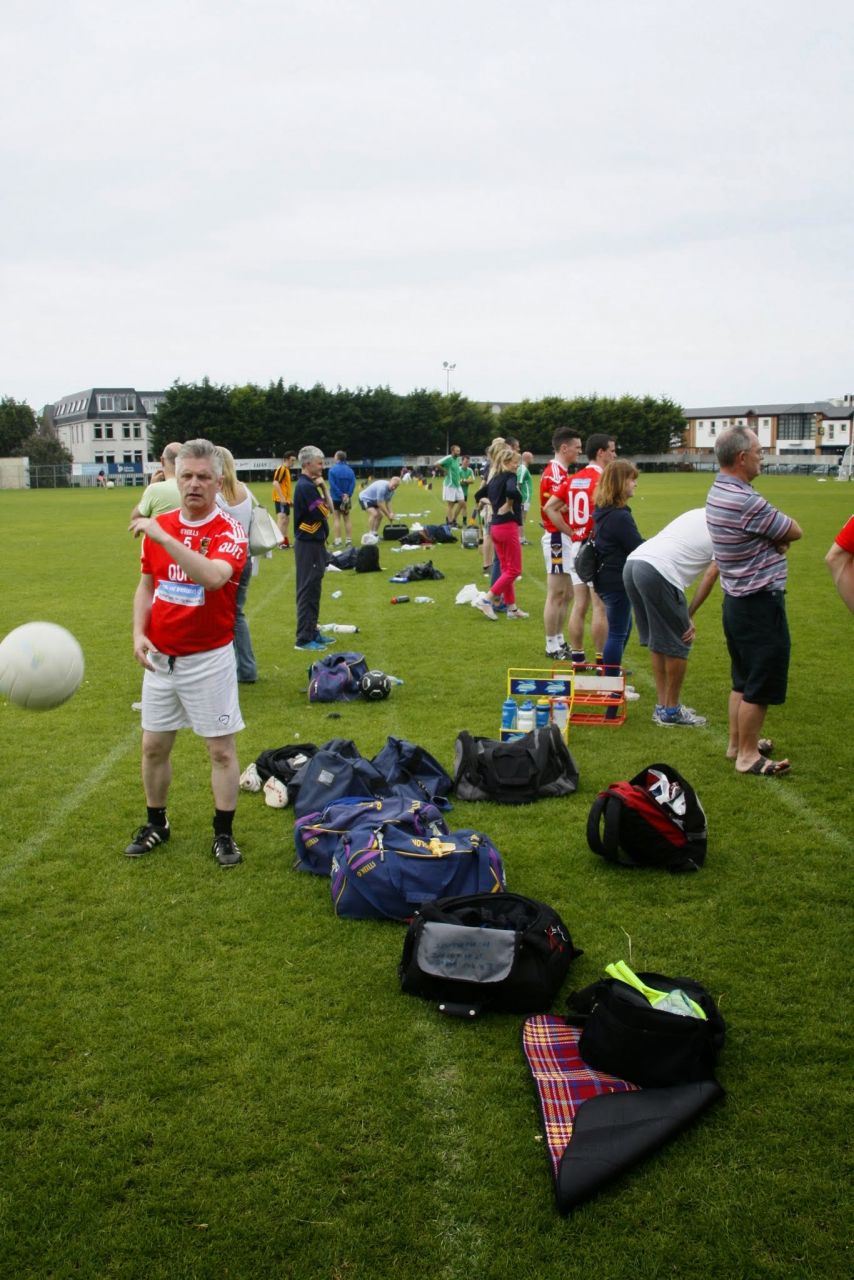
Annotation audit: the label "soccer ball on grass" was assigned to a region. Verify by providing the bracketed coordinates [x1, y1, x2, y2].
[360, 670, 391, 701]
[0, 622, 85, 710]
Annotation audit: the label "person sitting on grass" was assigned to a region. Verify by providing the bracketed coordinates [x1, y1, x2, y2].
[471, 442, 528, 621]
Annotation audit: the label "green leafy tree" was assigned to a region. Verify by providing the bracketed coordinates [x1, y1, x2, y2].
[0, 397, 39, 454]
[150, 378, 235, 457]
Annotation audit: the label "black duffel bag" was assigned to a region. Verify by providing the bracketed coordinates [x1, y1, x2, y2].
[567, 971, 726, 1088]
[400, 892, 582, 1016]
[453, 725, 579, 804]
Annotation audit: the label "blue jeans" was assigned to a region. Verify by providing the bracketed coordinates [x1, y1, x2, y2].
[234, 559, 258, 682]
[599, 589, 633, 676]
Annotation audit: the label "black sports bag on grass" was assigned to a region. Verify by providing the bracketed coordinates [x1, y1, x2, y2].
[587, 762, 707, 873]
[454, 726, 579, 804]
[400, 892, 582, 1016]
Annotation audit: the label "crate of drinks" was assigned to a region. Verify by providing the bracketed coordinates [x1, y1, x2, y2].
[501, 668, 574, 741]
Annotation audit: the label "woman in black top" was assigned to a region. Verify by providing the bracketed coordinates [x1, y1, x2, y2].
[471, 443, 528, 620]
[593, 460, 643, 681]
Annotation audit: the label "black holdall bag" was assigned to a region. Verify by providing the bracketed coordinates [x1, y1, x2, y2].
[400, 892, 582, 1017]
[355, 543, 381, 573]
[382, 523, 409, 541]
[586, 762, 707, 873]
[453, 725, 579, 804]
[567, 971, 726, 1088]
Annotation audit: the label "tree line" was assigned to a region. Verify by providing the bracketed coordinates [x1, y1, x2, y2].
[150, 379, 685, 460]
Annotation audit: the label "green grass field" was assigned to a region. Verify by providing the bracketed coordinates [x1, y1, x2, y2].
[1, 475, 851, 1279]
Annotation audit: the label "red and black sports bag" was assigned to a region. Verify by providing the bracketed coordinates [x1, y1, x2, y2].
[586, 762, 707, 874]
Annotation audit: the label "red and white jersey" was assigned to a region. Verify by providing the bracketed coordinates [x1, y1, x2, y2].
[141, 508, 247, 656]
[539, 459, 568, 535]
[554, 463, 604, 541]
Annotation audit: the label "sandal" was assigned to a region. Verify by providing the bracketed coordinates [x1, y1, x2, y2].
[737, 757, 791, 777]
[727, 737, 774, 761]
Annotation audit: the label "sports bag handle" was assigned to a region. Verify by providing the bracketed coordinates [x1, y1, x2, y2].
[586, 791, 624, 863]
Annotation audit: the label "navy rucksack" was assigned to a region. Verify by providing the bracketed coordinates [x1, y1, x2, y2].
[288, 738, 389, 817]
[308, 652, 369, 703]
[370, 736, 453, 811]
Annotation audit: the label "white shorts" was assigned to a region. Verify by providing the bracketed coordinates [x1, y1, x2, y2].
[141, 644, 244, 738]
[541, 531, 589, 587]
[443, 484, 464, 502]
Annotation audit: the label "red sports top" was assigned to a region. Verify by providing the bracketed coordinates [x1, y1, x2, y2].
[553, 463, 603, 541]
[539, 459, 568, 534]
[140, 508, 246, 656]
[835, 514, 854, 554]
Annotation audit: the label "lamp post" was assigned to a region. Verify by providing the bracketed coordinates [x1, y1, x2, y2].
[442, 361, 456, 453]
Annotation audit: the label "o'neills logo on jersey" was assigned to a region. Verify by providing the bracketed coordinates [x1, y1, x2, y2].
[199, 537, 211, 554]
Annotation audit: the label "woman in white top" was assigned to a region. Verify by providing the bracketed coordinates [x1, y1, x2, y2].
[216, 447, 258, 683]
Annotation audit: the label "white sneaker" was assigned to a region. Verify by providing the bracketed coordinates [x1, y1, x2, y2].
[507, 606, 529, 619]
[625, 686, 641, 701]
[239, 762, 262, 793]
[263, 777, 289, 808]
[657, 705, 707, 727]
[333, 538, 342, 546]
[472, 592, 498, 621]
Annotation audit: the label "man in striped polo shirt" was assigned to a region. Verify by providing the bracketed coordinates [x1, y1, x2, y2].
[706, 426, 802, 777]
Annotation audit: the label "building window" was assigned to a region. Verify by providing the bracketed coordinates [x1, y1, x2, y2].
[133, 426, 141, 438]
[105, 453, 115, 464]
[133, 451, 142, 463]
[122, 426, 131, 439]
[777, 413, 813, 440]
[104, 426, 114, 439]
[93, 426, 103, 439]
[828, 425, 835, 440]
[123, 452, 132, 463]
[95, 453, 104, 464]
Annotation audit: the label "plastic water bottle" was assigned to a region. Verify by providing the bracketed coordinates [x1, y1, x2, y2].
[501, 698, 518, 731]
[535, 698, 551, 728]
[413, 596, 434, 604]
[552, 697, 569, 731]
[390, 595, 410, 604]
[517, 700, 535, 732]
[331, 590, 342, 599]
[319, 623, 359, 634]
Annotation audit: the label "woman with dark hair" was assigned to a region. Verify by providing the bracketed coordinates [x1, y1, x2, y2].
[593, 460, 643, 689]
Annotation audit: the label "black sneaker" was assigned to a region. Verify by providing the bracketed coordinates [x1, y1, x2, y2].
[546, 645, 573, 663]
[212, 833, 243, 867]
[124, 822, 170, 858]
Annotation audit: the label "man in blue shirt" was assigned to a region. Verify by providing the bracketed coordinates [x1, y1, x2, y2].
[359, 476, 400, 535]
[328, 450, 357, 547]
[706, 426, 802, 777]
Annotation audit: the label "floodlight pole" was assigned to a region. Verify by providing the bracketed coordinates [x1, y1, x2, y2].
[442, 361, 456, 454]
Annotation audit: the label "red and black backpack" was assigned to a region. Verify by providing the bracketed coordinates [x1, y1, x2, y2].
[586, 762, 708, 874]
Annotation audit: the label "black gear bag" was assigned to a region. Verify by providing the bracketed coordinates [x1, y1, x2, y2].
[400, 892, 582, 1017]
[586, 762, 707, 873]
[567, 971, 725, 1088]
[453, 725, 579, 804]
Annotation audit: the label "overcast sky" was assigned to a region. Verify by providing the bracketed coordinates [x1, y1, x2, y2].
[2, 0, 852, 413]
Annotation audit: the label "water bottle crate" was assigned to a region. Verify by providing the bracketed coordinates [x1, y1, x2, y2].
[501, 668, 575, 741]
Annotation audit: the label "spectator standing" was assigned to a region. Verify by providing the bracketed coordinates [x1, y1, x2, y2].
[539, 427, 583, 661]
[706, 426, 802, 777]
[328, 450, 357, 546]
[215, 446, 259, 684]
[293, 446, 332, 653]
[471, 443, 527, 621]
[126, 438, 247, 867]
[516, 451, 534, 544]
[459, 455, 475, 524]
[437, 446, 464, 525]
[825, 515, 854, 613]
[358, 476, 400, 535]
[623, 508, 717, 726]
[272, 452, 296, 548]
[592, 461, 643, 704]
[130, 442, 183, 523]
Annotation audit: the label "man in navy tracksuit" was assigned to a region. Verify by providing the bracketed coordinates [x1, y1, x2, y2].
[293, 446, 331, 652]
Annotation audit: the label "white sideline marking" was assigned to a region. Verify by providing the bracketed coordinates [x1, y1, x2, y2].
[0, 728, 139, 883]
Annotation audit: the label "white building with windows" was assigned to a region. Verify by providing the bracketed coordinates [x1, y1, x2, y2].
[49, 387, 166, 480]
[682, 398, 854, 458]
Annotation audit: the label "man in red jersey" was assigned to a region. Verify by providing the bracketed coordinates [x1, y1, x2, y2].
[125, 438, 248, 867]
[544, 432, 615, 664]
[540, 427, 583, 660]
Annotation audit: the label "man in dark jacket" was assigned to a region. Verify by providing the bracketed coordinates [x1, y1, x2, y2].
[293, 446, 331, 653]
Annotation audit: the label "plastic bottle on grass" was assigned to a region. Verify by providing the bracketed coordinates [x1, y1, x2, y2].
[413, 596, 434, 604]
[390, 595, 410, 604]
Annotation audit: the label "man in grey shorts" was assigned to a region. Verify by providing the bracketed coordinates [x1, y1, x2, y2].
[623, 508, 719, 726]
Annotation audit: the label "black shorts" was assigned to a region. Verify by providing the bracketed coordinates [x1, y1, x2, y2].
[275, 501, 291, 515]
[723, 590, 790, 705]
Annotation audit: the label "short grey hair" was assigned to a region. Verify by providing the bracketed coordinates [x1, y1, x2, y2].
[177, 438, 223, 478]
[298, 445, 324, 467]
[715, 426, 756, 468]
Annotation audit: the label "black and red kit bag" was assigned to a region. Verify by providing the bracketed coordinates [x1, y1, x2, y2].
[586, 762, 707, 874]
